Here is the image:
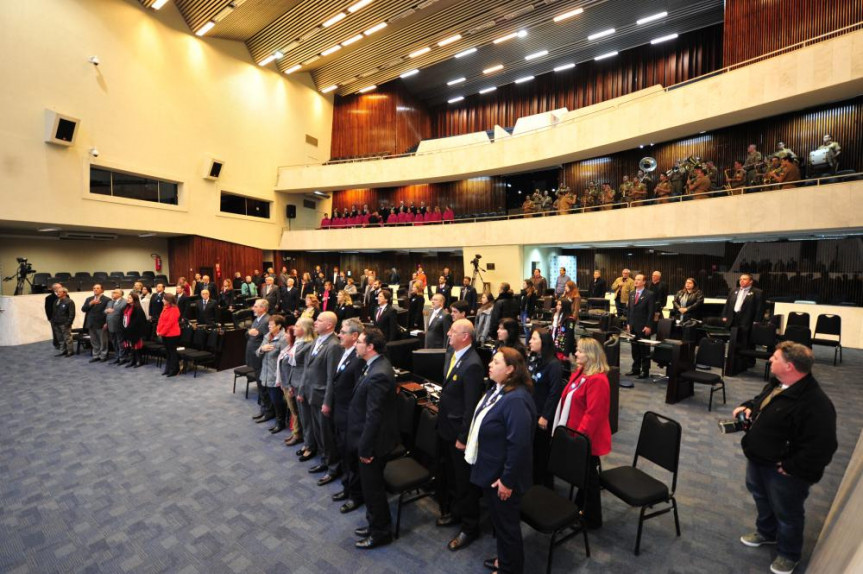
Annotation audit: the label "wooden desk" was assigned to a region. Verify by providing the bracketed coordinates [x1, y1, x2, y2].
[664, 339, 694, 404]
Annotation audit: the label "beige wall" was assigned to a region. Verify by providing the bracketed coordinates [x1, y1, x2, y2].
[0, 0, 333, 247]
[461, 245, 523, 296]
[0, 236, 170, 295]
[276, 30, 863, 192]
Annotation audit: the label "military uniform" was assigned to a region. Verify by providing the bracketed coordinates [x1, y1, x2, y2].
[744, 150, 763, 185]
[669, 169, 684, 197]
[653, 180, 672, 204]
[629, 181, 647, 204]
[819, 141, 841, 172]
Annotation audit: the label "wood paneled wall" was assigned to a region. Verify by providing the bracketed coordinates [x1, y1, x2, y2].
[168, 236, 264, 284]
[332, 176, 507, 215]
[278, 251, 465, 287]
[723, 0, 863, 66]
[560, 97, 862, 197]
[431, 25, 723, 138]
[330, 81, 431, 159]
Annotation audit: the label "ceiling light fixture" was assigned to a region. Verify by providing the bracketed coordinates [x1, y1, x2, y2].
[479, 86, 497, 94]
[302, 55, 320, 65]
[195, 21, 215, 36]
[322, 12, 347, 27]
[493, 30, 527, 44]
[358, 85, 377, 93]
[637, 11, 668, 25]
[447, 77, 466, 85]
[554, 62, 575, 71]
[514, 75, 534, 83]
[151, 0, 169, 9]
[400, 69, 419, 78]
[38, 227, 61, 232]
[438, 34, 462, 47]
[138, 233, 157, 238]
[454, 47, 477, 58]
[525, 50, 548, 61]
[321, 85, 338, 93]
[483, 64, 504, 74]
[588, 28, 615, 41]
[321, 45, 342, 56]
[553, 7, 583, 22]
[364, 22, 387, 35]
[409, 47, 431, 58]
[594, 51, 618, 60]
[448, 96, 464, 103]
[285, 64, 301, 74]
[342, 34, 364, 46]
[258, 55, 276, 66]
[650, 33, 679, 44]
[347, 0, 373, 13]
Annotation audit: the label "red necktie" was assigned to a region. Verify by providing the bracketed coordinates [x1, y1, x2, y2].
[635, 291, 640, 304]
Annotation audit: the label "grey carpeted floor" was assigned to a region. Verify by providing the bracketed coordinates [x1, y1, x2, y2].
[0, 340, 860, 574]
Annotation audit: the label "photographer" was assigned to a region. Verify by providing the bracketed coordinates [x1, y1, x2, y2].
[732, 341, 836, 574]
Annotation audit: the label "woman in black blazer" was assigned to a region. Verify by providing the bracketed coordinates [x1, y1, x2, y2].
[672, 277, 705, 322]
[121, 292, 148, 368]
[407, 281, 425, 330]
[527, 327, 564, 487]
[494, 318, 527, 357]
[334, 290, 357, 331]
[466, 347, 536, 574]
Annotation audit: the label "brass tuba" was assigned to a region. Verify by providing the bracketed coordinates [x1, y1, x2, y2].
[639, 157, 657, 172]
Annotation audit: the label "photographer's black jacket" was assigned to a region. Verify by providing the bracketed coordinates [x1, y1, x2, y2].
[740, 374, 837, 484]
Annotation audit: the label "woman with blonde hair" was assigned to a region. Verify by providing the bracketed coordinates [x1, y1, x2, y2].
[301, 294, 321, 321]
[335, 290, 356, 330]
[552, 336, 612, 529]
[288, 317, 316, 455]
[407, 280, 425, 330]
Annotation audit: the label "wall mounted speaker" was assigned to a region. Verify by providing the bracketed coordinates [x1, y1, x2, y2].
[44, 109, 80, 147]
[203, 158, 225, 180]
[286, 204, 297, 219]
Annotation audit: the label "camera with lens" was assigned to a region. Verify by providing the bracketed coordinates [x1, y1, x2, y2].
[470, 254, 482, 267]
[718, 411, 752, 434]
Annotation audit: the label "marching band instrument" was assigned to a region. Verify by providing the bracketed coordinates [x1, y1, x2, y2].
[808, 148, 831, 168]
[639, 157, 657, 172]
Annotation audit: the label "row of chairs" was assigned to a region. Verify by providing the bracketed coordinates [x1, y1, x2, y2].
[784, 311, 843, 365]
[34, 272, 169, 292]
[141, 323, 224, 377]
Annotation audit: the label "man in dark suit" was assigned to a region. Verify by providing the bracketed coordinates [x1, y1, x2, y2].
[260, 276, 279, 310]
[326, 318, 365, 513]
[433, 275, 452, 306]
[424, 293, 450, 349]
[331, 265, 346, 291]
[588, 269, 607, 298]
[149, 283, 166, 324]
[626, 273, 655, 381]
[51, 286, 76, 357]
[247, 300, 272, 422]
[364, 278, 381, 321]
[349, 328, 399, 549]
[436, 319, 486, 551]
[45, 283, 61, 349]
[196, 289, 218, 325]
[279, 277, 300, 320]
[200, 275, 216, 296]
[372, 290, 398, 342]
[489, 283, 519, 339]
[105, 289, 127, 364]
[304, 312, 343, 482]
[458, 277, 477, 315]
[81, 284, 109, 362]
[721, 273, 764, 371]
[442, 267, 454, 289]
[647, 270, 669, 323]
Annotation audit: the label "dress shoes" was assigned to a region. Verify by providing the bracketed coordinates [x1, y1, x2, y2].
[255, 416, 275, 424]
[483, 558, 499, 571]
[332, 491, 349, 502]
[111, 359, 122, 364]
[308, 464, 328, 474]
[436, 514, 458, 527]
[317, 473, 340, 486]
[125, 362, 136, 368]
[624, 370, 639, 376]
[447, 531, 477, 552]
[340, 500, 362, 514]
[355, 534, 392, 549]
[298, 451, 316, 462]
[252, 413, 266, 420]
[284, 436, 302, 446]
[269, 425, 286, 434]
[296, 448, 307, 456]
[133, 362, 143, 368]
[637, 373, 651, 380]
[354, 526, 370, 537]
[89, 357, 101, 363]
[166, 372, 178, 378]
[55, 352, 67, 357]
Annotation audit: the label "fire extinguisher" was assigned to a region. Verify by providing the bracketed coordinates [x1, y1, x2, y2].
[152, 253, 162, 272]
[215, 263, 221, 281]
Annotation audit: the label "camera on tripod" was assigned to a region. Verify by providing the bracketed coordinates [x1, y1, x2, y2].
[718, 411, 751, 434]
[470, 254, 482, 267]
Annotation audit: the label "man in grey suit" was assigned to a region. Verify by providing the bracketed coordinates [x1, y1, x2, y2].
[248, 300, 273, 422]
[303, 311, 342, 480]
[81, 284, 109, 362]
[105, 289, 127, 364]
[424, 293, 451, 349]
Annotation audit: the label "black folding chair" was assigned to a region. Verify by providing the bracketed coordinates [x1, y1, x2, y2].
[737, 323, 777, 380]
[679, 338, 726, 411]
[812, 314, 842, 365]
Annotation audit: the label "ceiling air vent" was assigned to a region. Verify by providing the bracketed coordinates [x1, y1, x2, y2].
[59, 231, 118, 241]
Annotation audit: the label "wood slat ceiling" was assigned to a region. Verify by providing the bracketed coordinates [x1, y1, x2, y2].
[138, 0, 724, 104]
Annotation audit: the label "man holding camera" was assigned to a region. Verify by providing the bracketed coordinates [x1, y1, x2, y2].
[732, 341, 836, 574]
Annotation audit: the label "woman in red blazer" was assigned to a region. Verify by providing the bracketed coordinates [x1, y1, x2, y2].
[156, 292, 182, 377]
[551, 336, 611, 528]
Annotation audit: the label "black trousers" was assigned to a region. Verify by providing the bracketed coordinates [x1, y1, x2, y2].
[163, 336, 180, 375]
[532, 425, 553, 487]
[320, 410, 341, 476]
[575, 455, 602, 528]
[437, 439, 480, 535]
[340, 436, 364, 502]
[483, 486, 524, 574]
[359, 456, 391, 537]
[268, 387, 287, 428]
[256, 379, 274, 416]
[630, 334, 651, 375]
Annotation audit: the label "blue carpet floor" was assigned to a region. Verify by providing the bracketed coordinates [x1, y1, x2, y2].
[0, 340, 860, 573]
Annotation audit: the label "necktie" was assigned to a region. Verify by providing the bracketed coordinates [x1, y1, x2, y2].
[376, 307, 383, 322]
[446, 353, 457, 379]
[635, 291, 641, 304]
[759, 386, 784, 411]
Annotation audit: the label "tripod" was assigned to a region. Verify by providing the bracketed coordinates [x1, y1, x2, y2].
[3, 265, 34, 296]
[470, 263, 487, 290]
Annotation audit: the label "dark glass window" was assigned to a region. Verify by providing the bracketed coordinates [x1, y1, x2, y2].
[220, 192, 271, 219]
[89, 167, 180, 205]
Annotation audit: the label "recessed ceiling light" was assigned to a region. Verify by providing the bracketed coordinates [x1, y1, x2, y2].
[151, 0, 169, 9]
[358, 85, 377, 93]
[38, 227, 61, 232]
[479, 86, 497, 94]
[447, 77, 466, 85]
[454, 48, 477, 58]
[400, 69, 419, 78]
[553, 7, 583, 22]
[493, 30, 526, 44]
[554, 62, 575, 71]
[321, 45, 342, 56]
[364, 22, 387, 35]
[594, 51, 618, 60]
[588, 28, 615, 41]
[347, 0, 373, 13]
[138, 232, 157, 238]
[322, 12, 346, 28]
[438, 34, 462, 47]
[483, 64, 504, 74]
[514, 75, 534, 83]
[637, 11, 668, 25]
[525, 50, 548, 61]
[342, 34, 364, 46]
[448, 96, 464, 103]
[285, 64, 301, 74]
[409, 47, 431, 58]
[321, 85, 338, 93]
[650, 33, 679, 44]
[258, 54, 277, 66]
[195, 21, 215, 36]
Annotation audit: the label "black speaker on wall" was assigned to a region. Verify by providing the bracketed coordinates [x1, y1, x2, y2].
[286, 204, 297, 219]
